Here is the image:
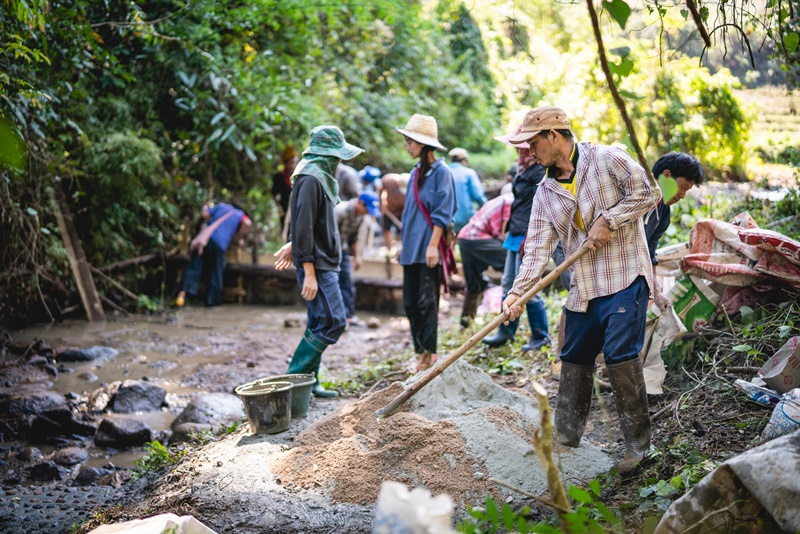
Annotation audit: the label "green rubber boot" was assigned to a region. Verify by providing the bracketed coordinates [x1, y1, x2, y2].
[287, 330, 338, 399]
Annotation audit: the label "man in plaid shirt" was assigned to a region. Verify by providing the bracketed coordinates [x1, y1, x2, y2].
[503, 106, 661, 474]
[457, 193, 513, 328]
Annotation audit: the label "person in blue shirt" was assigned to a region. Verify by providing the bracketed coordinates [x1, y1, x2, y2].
[396, 114, 456, 372]
[175, 202, 251, 307]
[449, 148, 487, 233]
[359, 165, 382, 192]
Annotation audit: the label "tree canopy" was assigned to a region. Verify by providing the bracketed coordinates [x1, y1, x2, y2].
[1, 0, 797, 327]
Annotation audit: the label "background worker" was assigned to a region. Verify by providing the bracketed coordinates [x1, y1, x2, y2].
[503, 106, 660, 474]
[449, 147, 487, 234]
[378, 172, 408, 255]
[482, 128, 552, 352]
[457, 192, 514, 328]
[271, 145, 299, 234]
[396, 114, 456, 372]
[286, 125, 363, 399]
[175, 202, 251, 307]
[336, 190, 382, 329]
[644, 152, 704, 310]
[335, 161, 363, 201]
[359, 165, 382, 192]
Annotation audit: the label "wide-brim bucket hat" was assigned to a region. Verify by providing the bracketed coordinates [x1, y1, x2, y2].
[395, 114, 446, 152]
[303, 125, 364, 160]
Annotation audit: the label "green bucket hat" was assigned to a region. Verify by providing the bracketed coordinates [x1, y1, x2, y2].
[302, 125, 364, 160]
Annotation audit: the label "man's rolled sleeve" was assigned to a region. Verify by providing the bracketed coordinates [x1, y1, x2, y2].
[601, 149, 660, 230]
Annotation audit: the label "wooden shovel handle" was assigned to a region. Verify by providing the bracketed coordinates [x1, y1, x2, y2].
[375, 243, 591, 419]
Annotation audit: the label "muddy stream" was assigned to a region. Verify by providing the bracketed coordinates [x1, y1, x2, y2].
[7, 304, 408, 465]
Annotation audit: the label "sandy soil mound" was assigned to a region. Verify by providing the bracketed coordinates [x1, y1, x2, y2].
[80, 360, 615, 533]
[274, 360, 613, 506]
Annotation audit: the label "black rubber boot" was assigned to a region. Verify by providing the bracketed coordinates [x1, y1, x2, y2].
[460, 290, 483, 328]
[554, 361, 595, 447]
[482, 292, 518, 347]
[607, 357, 651, 474]
[287, 330, 338, 399]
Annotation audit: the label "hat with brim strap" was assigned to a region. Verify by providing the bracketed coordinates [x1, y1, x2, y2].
[508, 106, 570, 144]
[303, 125, 364, 160]
[395, 114, 446, 152]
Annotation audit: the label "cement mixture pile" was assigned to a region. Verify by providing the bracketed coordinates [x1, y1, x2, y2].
[274, 359, 613, 506]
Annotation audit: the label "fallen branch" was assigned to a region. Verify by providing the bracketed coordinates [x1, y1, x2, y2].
[766, 214, 799, 228]
[99, 254, 157, 272]
[530, 382, 573, 532]
[100, 295, 132, 316]
[489, 477, 571, 514]
[90, 266, 139, 302]
[725, 366, 761, 374]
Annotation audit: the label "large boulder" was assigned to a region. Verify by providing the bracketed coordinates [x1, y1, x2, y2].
[74, 465, 115, 486]
[27, 406, 97, 443]
[51, 446, 89, 466]
[28, 460, 70, 482]
[0, 389, 66, 440]
[57, 346, 119, 362]
[111, 380, 166, 413]
[95, 415, 153, 448]
[1, 389, 65, 415]
[171, 392, 244, 429]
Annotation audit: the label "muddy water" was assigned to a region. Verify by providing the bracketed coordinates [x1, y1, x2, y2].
[12, 305, 307, 395]
[8, 304, 408, 468]
[6, 305, 307, 466]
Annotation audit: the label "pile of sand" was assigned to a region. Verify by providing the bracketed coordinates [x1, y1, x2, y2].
[274, 360, 612, 506]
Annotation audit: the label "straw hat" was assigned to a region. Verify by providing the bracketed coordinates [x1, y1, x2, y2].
[303, 125, 364, 160]
[508, 106, 570, 144]
[396, 114, 446, 151]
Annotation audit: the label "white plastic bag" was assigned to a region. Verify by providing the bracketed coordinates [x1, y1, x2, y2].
[88, 514, 217, 534]
[373, 481, 455, 534]
[761, 388, 800, 442]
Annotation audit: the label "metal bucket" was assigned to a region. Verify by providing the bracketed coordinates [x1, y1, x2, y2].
[235, 380, 292, 434]
[256, 373, 315, 418]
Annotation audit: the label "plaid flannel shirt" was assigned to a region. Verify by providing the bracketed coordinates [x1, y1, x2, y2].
[508, 142, 661, 312]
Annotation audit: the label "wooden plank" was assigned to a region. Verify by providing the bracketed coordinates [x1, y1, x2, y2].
[51, 182, 106, 321]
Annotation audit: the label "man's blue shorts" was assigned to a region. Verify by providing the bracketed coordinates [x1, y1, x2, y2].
[560, 276, 649, 367]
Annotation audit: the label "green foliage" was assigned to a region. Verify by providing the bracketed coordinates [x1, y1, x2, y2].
[458, 481, 624, 533]
[0, 116, 26, 170]
[644, 65, 750, 179]
[0, 0, 505, 325]
[131, 441, 184, 479]
[635, 454, 716, 513]
[603, 0, 632, 30]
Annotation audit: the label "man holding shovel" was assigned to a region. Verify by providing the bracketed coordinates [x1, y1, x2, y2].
[503, 106, 661, 474]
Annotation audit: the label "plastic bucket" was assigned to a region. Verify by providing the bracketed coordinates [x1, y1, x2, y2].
[256, 374, 316, 418]
[235, 381, 292, 434]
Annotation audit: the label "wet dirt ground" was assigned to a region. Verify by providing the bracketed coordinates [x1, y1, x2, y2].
[2, 292, 667, 533]
[1, 303, 412, 533]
